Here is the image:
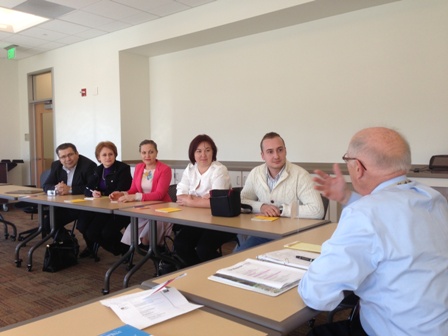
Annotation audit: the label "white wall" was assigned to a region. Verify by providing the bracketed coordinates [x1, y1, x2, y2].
[148, 0, 448, 163]
[13, 1, 306, 171]
[0, 59, 20, 159]
[1, 0, 447, 186]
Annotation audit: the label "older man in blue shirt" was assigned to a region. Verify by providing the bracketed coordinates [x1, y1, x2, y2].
[299, 127, 448, 336]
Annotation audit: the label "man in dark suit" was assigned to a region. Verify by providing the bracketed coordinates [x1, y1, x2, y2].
[43, 143, 96, 232]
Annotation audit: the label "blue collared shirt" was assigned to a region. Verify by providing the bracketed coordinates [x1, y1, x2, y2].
[299, 175, 448, 335]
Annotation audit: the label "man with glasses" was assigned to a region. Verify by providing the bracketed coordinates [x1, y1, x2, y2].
[299, 127, 448, 335]
[42, 143, 96, 232]
[235, 132, 324, 251]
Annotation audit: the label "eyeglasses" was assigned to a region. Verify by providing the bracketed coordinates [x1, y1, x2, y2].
[59, 152, 76, 161]
[342, 153, 367, 171]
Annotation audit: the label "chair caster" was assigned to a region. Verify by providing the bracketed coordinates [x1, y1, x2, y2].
[15, 259, 22, 267]
[102, 289, 109, 295]
[10, 235, 16, 241]
[4, 233, 9, 240]
[27, 264, 32, 272]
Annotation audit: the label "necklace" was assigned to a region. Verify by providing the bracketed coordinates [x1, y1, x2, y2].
[143, 169, 154, 180]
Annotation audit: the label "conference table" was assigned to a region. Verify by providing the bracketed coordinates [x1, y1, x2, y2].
[0, 286, 280, 336]
[0, 185, 43, 241]
[142, 222, 338, 335]
[15, 193, 162, 293]
[115, 202, 330, 289]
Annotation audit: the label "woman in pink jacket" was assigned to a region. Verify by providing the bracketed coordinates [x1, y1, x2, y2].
[110, 139, 172, 247]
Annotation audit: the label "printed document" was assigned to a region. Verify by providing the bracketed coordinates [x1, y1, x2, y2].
[101, 287, 202, 329]
[208, 258, 304, 296]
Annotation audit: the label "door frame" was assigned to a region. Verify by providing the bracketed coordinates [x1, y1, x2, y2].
[28, 68, 54, 187]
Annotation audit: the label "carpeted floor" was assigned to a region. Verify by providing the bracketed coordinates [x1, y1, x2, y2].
[0, 205, 343, 334]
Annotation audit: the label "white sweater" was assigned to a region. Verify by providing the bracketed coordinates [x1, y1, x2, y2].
[241, 161, 324, 219]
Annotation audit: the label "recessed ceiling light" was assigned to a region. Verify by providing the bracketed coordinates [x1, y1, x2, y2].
[0, 7, 49, 33]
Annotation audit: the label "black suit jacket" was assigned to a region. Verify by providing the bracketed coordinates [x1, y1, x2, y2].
[84, 160, 132, 197]
[43, 155, 97, 194]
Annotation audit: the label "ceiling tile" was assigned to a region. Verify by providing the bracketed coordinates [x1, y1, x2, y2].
[177, 0, 215, 7]
[13, 0, 75, 19]
[119, 11, 158, 25]
[18, 26, 68, 41]
[0, 0, 26, 9]
[59, 10, 113, 28]
[46, 0, 100, 10]
[97, 20, 131, 32]
[38, 19, 90, 35]
[82, 0, 144, 20]
[149, 1, 189, 17]
[73, 28, 107, 39]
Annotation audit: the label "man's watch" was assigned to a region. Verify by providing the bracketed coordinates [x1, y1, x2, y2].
[69, 188, 72, 194]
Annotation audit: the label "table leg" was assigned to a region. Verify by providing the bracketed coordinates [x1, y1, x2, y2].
[0, 212, 17, 240]
[102, 216, 137, 295]
[14, 204, 43, 267]
[26, 205, 55, 271]
[123, 219, 183, 288]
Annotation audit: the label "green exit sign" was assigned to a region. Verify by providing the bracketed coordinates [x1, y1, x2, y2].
[7, 47, 16, 60]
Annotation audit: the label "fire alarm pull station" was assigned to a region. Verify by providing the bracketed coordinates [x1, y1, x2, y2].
[81, 88, 87, 97]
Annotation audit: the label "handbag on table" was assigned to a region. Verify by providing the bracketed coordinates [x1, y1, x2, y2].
[209, 188, 242, 217]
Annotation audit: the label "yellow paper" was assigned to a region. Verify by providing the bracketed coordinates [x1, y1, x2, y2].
[63, 199, 87, 203]
[284, 241, 321, 253]
[155, 207, 182, 213]
[251, 216, 279, 222]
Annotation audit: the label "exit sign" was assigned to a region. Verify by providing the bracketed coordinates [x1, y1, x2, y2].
[7, 47, 15, 60]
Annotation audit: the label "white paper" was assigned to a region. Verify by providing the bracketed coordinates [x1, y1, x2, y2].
[100, 287, 202, 330]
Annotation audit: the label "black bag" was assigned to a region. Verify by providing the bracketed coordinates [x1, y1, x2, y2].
[42, 227, 80, 272]
[209, 188, 241, 217]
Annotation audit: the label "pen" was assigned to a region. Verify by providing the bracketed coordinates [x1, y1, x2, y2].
[296, 255, 314, 262]
[86, 187, 95, 193]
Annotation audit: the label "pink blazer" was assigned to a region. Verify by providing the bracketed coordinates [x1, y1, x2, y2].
[127, 161, 172, 202]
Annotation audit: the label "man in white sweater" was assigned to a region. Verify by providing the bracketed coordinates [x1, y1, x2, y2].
[235, 132, 324, 251]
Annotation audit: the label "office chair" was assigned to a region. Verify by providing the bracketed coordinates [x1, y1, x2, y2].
[327, 292, 360, 323]
[320, 195, 329, 220]
[16, 169, 51, 241]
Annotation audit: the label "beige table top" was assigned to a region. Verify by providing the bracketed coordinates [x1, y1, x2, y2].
[0, 184, 43, 200]
[20, 194, 163, 214]
[143, 222, 338, 334]
[115, 202, 329, 239]
[0, 287, 280, 336]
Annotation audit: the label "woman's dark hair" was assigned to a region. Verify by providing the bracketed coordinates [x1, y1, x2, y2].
[188, 134, 217, 164]
[139, 139, 158, 152]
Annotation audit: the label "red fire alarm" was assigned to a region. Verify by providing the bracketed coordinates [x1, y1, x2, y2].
[81, 88, 87, 97]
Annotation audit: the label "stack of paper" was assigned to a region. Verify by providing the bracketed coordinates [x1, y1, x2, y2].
[250, 216, 279, 222]
[208, 258, 304, 296]
[101, 287, 201, 330]
[284, 241, 322, 253]
[155, 207, 182, 213]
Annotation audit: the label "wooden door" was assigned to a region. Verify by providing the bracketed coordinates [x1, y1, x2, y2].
[34, 102, 54, 187]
